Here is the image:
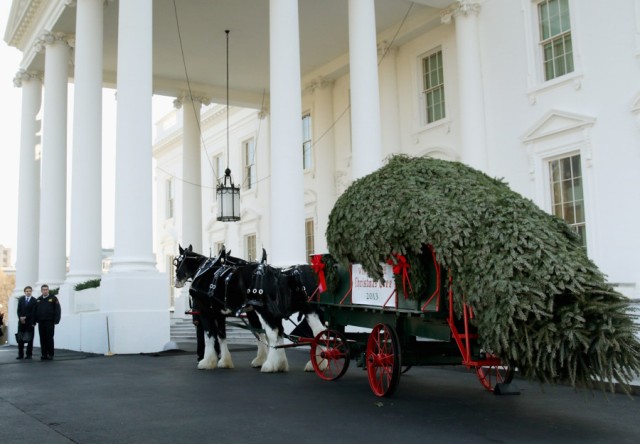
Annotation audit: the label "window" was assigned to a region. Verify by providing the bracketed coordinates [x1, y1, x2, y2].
[538, 0, 573, 81]
[421, 50, 445, 124]
[166, 178, 174, 219]
[302, 114, 312, 170]
[214, 154, 224, 184]
[549, 154, 585, 246]
[245, 234, 257, 261]
[305, 218, 315, 263]
[243, 138, 256, 190]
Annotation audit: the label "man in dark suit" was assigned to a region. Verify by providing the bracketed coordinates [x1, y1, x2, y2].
[16, 286, 37, 360]
[35, 284, 61, 361]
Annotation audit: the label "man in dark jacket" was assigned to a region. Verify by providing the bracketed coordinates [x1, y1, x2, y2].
[35, 284, 61, 360]
[16, 286, 37, 359]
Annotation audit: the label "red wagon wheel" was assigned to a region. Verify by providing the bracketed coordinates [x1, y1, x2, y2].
[366, 323, 401, 397]
[310, 329, 350, 381]
[475, 364, 514, 392]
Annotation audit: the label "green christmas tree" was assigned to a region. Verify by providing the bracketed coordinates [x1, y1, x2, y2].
[326, 155, 640, 390]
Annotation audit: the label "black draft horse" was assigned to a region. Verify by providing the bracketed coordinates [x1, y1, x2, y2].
[174, 245, 257, 369]
[175, 244, 325, 372]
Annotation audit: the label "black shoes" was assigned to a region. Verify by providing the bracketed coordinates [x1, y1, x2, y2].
[16, 356, 24, 360]
[25, 356, 32, 360]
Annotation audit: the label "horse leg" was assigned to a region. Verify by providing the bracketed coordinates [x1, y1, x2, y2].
[304, 312, 327, 372]
[215, 314, 234, 369]
[247, 311, 267, 367]
[198, 331, 219, 370]
[252, 333, 268, 368]
[257, 312, 289, 373]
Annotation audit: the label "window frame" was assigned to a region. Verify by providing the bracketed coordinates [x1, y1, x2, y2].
[305, 218, 315, 263]
[245, 233, 257, 262]
[547, 152, 586, 247]
[420, 48, 446, 126]
[302, 113, 313, 170]
[166, 178, 174, 219]
[243, 137, 257, 191]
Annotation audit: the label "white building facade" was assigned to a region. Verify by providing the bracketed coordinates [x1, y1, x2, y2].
[4, 0, 640, 352]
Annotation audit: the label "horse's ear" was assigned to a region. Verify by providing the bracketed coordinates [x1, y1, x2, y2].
[261, 248, 268, 264]
[188, 244, 193, 252]
[179, 244, 184, 254]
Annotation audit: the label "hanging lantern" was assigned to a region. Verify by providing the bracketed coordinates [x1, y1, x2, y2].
[216, 167, 240, 221]
[216, 29, 240, 222]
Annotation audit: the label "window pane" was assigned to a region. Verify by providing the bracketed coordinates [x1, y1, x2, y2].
[549, 154, 585, 248]
[422, 50, 445, 124]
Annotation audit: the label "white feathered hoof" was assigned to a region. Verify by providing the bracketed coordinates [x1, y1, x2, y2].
[252, 336, 268, 368]
[197, 355, 218, 370]
[260, 350, 289, 373]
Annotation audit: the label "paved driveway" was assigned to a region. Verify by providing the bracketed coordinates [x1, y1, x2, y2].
[1, 344, 638, 444]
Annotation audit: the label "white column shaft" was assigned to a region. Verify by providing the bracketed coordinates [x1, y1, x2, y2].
[269, 0, 305, 266]
[454, 7, 487, 171]
[111, 0, 155, 271]
[181, 99, 203, 252]
[378, 45, 401, 158]
[312, 81, 335, 254]
[69, 0, 104, 281]
[15, 77, 42, 291]
[348, 0, 382, 180]
[38, 40, 70, 287]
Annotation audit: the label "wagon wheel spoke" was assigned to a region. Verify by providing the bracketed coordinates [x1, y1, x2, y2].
[475, 363, 514, 392]
[310, 329, 350, 381]
[366, 323, 401, 397]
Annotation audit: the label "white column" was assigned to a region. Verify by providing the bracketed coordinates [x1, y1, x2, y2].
[178, 96, 204, 252]
[348, 0, 382, 180]
[311, 79, 336, 254]
[99, 0, 169, 354]
[110, 0, 155, 272]
[269, 0, 305, 266]
[11, 72, 42, 341]
[442, 0, 487, 172]
[378, 42, 401, 159]
[174, 96, 205, 320]
[37, 33, 71, 288]
[68, 0, 104, 283]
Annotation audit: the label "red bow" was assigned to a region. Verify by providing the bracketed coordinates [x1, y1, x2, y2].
[388, 254, 412, 298]
[311, 254, 327, 293]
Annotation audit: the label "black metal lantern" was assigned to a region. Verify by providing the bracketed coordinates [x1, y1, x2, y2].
[216, 167, 240, 221]
[216, 29, 240, 222]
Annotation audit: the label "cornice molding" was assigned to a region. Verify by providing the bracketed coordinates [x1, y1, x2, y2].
[4, 0, 45, 48]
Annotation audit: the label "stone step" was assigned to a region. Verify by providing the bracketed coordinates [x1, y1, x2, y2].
[170, 318, 257, 344]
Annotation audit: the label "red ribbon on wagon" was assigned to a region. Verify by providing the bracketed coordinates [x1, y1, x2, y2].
[311, 254, 327, 293]
[388, 253, 413, 299]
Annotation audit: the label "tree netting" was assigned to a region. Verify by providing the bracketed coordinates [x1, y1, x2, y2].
[326, 155, 640, 390]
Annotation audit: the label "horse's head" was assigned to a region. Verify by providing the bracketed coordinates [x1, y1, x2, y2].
[174, 244, 206, 288]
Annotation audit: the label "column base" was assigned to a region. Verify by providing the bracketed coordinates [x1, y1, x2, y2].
[99, 270, 170, 353]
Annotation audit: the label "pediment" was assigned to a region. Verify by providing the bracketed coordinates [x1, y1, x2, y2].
[523, 110, 595, 143]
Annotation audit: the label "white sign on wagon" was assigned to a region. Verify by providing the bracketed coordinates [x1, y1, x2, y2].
[351, 263, 396, 307]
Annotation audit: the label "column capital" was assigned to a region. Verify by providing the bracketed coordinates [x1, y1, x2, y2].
[303, 76, 334, 94]
[34, 32, 75, 53]
[13, 69, 43, 87]
[441, 0, 483, 24]
[377, 40, 398, 59]
[173, 94, 211, 109]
